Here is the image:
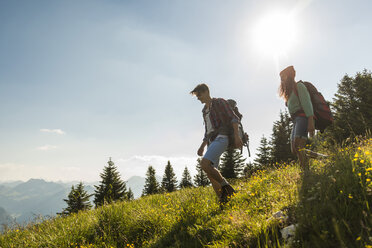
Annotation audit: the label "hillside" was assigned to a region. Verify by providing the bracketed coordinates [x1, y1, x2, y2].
[0, 138, 371, 248]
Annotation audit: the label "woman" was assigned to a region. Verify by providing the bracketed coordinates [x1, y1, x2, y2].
[279, 66, 315, 171]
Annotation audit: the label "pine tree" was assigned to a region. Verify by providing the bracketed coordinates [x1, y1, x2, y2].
[270, 110, 295, 164]
[243, 162, 257, 178]
[142, 166, 160, 196]
[179, 166, 193, 188]
[220, 147, 246, 179]
[127, 188, 134, 200]
[329, 69, 372, 143]
[161, 161, 178, 193]
[62, 182, 92, 215]
[254, 135, 272, 167]
[194, 158, 210, 187]
[94, 158, 128, 207]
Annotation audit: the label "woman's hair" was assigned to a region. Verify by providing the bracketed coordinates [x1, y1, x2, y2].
[279, 66, 296, 102]
[279, 79, 296, 102]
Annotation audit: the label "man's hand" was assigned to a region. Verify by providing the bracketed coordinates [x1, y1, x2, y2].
[308, 116, 315, 137]
[197, 146, 204, 156]
[197, 141, 207, 156]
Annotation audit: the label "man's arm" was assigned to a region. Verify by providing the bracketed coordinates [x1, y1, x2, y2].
[218, 99, 239, 124]
[217, 99, 243, 148]
[232, 122, 243, 149]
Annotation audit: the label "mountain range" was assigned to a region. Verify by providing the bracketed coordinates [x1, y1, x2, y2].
[0, 175, 158, 230]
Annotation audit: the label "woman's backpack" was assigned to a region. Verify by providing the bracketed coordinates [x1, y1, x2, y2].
[295, 81, 334, 132]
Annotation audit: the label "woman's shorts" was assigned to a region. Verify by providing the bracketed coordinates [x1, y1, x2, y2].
[291, 116, 308, 141]
[203, 135, 229, 168]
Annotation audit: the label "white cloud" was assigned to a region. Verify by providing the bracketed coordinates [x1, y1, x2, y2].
[115, 155, 199, 181]
[40, 129, 65, 135]
[37, 145, 57, 151]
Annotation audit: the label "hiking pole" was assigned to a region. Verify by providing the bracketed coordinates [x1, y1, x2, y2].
[246, 135, 251, 157]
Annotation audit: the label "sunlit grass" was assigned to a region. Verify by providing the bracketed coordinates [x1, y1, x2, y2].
[0, 137, 370, 247]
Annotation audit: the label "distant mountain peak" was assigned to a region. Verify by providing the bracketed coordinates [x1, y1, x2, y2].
[27, 179, 46, 183]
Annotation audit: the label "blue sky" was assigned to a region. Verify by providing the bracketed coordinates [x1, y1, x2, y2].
[0, 0, 371, 182]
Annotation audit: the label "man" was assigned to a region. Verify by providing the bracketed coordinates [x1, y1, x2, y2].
[190, 83, 243, 203]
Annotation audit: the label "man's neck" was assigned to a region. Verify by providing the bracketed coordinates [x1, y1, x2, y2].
[205, 96, 212, 108]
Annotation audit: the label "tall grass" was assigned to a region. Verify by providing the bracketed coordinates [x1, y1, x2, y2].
[295, 137, 372, 248]
[0, 137, 370, 247]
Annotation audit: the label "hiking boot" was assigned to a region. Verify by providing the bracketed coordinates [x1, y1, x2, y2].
[219, 195, 227, 205]
[221, 184, 236, 202]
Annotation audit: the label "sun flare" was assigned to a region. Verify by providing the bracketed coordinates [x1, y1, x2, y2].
[252, 12, 296, 56]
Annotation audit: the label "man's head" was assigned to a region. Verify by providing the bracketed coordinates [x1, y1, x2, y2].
[190, 83, 210, 103]
[280, 65, 296, 82]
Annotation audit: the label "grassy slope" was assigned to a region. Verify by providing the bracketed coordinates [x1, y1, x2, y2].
[295, 138, 372, 248]
[0, 138, 371, 248]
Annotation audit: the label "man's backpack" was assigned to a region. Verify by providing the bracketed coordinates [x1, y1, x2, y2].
[294, 81, 333, 133]
[227, 99, 251, 156]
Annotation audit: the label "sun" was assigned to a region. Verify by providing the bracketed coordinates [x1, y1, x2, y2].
[252, 11, 296, 56]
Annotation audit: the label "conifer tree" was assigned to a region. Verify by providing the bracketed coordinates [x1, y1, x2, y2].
[62, 182, 92, 215]
[270, 110, 295, 164]
[194, 158, 210, 187]
[329, 69, 372, 143]
[220, 147, 246, 179]
[161, 161, 178, 193]
[243, 162, 257, 178]
[127, 188, 134, 200]
[179, 166, 193, 188]
[142, 166, 160, 196]
[94, 158, 128, 207]
[254, 135, 272, 167]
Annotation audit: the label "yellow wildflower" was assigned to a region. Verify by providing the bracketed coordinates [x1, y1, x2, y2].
[361, 160, 365, 164]
[356, 236, 361, 241]
[348, 194, 353, 199]
[367, 179, 371, 182]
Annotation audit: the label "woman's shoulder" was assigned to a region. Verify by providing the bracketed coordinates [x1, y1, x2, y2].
[296, 80, 305, 87]
[296, 81, 308, 92]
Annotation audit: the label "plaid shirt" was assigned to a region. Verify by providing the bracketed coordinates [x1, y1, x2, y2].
[202, 98, 239, 142]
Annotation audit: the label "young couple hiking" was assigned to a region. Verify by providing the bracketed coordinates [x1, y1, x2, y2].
[191, 65, 331, 204]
